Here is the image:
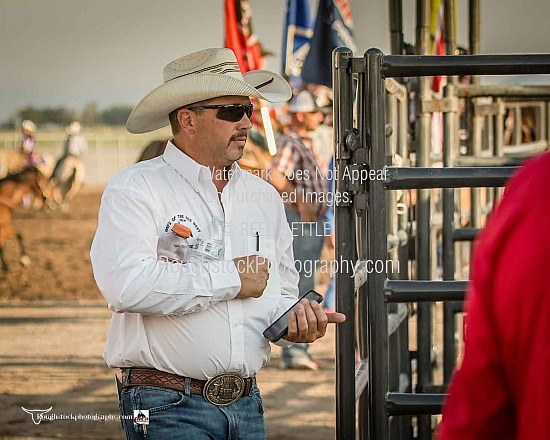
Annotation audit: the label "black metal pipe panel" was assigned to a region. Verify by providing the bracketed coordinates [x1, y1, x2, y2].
[453, 228, 480, 242]
[385, 280, 468, 303]
[454, 156, 529, 167]
[381, 54, 550, 78]
[366, 47, 391, 440]
[385, 166, 517, 189]
[386, 393, 446, 415]
[457, 85, 550, 98]
[333, 47, 357, 440]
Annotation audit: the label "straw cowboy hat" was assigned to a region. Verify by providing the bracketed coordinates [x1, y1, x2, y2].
[21, 120, 37, 133]
[126, 48, 292, 134]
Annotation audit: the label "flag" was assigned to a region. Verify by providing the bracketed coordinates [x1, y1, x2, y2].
[301, 0, 357, 87]
[281, 0, 313, 89]
[224, 0, 263, 72]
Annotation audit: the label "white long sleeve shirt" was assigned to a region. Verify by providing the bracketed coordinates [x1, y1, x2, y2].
[64, 134, 88, 157]
[90, 141, 299, 380]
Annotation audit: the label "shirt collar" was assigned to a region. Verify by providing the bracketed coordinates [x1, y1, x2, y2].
[162, 140, 242, 191]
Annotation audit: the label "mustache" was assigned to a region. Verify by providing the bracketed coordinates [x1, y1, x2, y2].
[230, 131, 248, 142]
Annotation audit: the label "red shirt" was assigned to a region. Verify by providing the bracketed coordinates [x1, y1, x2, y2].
[439, 152, 550, 440]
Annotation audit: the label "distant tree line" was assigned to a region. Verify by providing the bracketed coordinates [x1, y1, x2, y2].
[1, 102, 134, 129]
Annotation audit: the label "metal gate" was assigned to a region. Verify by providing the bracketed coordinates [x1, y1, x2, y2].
[332, 49, 550, 439]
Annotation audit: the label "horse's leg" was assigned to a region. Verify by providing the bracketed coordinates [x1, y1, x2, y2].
[0, 246, 8, 272]
[16, 233, 31, 267]
[63, 167, 82, 204]
[0, 226, 8, 272]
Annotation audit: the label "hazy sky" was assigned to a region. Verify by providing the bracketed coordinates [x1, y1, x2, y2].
[1, 0, 549, 123]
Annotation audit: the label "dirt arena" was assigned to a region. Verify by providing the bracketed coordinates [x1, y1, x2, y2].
[0, 188, 339, 440]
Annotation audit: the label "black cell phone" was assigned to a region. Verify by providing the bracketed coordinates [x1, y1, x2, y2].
[263, 290, 324, 343]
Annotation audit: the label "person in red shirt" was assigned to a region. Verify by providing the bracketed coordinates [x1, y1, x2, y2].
[439, 151, 550, 440]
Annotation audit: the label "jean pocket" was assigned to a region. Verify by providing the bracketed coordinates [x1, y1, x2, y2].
[251, 387, 265, 414]
[131, 386, 186, 414]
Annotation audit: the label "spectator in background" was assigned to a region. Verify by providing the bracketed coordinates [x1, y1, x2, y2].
[309, 86, 334, 168]
[310, 91, 335, 312]
[438, 151, 550, 440]
[270, 90, 329, 370]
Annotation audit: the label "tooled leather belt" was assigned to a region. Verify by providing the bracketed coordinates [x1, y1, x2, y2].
[121, 368, 256, 407]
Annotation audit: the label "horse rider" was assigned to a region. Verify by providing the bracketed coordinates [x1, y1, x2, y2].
[19, 120, 44, 167]
[51, 121, 87, 177]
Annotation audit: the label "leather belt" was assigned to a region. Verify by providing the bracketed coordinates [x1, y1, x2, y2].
[121, 368, 256, 406]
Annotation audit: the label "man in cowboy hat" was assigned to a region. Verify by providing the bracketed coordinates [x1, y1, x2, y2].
[90, 48, 345, 440]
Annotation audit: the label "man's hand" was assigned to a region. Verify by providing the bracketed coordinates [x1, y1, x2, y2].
[233, 255, 270, 299]
[284, 299, 346, 343]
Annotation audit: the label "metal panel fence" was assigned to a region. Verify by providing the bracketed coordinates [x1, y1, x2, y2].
[333, 49, 550, 440]
[0, 131, 168, 186]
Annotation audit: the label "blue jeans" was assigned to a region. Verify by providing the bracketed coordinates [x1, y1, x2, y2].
[119, 384, 265, 440]
[283, 210, 326, 363]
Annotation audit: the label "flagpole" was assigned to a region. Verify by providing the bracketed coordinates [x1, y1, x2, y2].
[259, 100, 277, 155]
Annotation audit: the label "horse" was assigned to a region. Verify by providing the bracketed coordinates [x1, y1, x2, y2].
[49, 154, 85, 208]
[0, 150, 55, 179]
[137, 139, 168, 162]
[0, 167, 49, 272]
[136, 137, 273, 175]
[0, 149, 84, 209]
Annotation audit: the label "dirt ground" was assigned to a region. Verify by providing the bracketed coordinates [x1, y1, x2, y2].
[0, 189, 339, 440]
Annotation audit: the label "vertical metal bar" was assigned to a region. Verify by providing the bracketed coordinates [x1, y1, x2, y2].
[468, 0, 481, 241]
[386, 89, 402, 440]
[366, 48, 389, 440]
[444, 0, 457, 56]
[387, 92, 399, 265]
[442, 85, 460, 384]
[485, 114, 494, 208]
[334, 47, 356, 440]
[397, 92, 410, 281]
[469, 0, 480, 84]
[535, 103, 544, 141]
[357, 63, 370, 440]
[389, 0, 404, 55]
[442, 0, 459, 386]
[514, 107, 523, 145]
[493, 99, 505, 202]
[396, 86, 412, 440]
[416, 1, 433, 437]
[470, 100, 482, 229]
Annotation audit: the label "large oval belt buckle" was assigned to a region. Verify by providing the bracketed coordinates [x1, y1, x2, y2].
[203, 373, 245, 407]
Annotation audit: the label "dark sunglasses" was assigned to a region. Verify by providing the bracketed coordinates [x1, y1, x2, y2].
[186, 103, 253, 122]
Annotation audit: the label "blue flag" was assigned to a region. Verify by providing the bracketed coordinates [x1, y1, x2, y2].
[302, 0, 357, 87]
[281, 0, 313, 89]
